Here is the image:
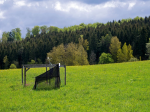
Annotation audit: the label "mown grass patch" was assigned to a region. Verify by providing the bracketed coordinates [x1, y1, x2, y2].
[0, 61, 150, 111]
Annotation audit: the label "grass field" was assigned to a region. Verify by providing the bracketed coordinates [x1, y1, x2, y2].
[0, 61, 150, 112]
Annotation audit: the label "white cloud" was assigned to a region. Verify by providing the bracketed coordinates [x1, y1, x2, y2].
[0, 11, 5, 19]
[36, 2, 39, 7]
[0, 0, 150, 38]
[54, 1, 91, 12]
[27, 3, 32, 7]
[53, 1, 130, 13]
[14, 1, 26, 7]
[0, 0, 6, 4]
[103, 1, 117, 8]
[128, 2, 136, 10]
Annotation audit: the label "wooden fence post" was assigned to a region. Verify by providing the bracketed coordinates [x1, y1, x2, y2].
[24, 67, 26, 86]
[22, 66, 23, 85]
[65, 65, 66, 85]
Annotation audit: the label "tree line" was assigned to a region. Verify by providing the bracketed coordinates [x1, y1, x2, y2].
[0, 16, 150, 69]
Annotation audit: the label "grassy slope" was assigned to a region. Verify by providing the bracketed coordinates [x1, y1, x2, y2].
[0, 61, 150, 112]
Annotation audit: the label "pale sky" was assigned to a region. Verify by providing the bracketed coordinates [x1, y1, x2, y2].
[0, 0, 150, 38]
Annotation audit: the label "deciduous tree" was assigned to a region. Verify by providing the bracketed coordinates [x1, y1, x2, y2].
[117, 48, 124, 62]
[2, 32, 9, 43]
[11, 28, 22, 41]
[78, 35, 89, 51]
[26, 27, 31, 38]
[32, 26, 40, 37]
[122, 42, 128, 61]
[3, 55, 9, 69]
[47, 42, 89, 66]
[117, 43, 134, 62]
[99, 52, 114, 64]
[40, 25, 48, 34]
[9, 64, 17, 69]
[77, 45, 89, 65]
[109, 36, 121, 62]
[127, 44, 133, 60]
[47, 44, 65, 64]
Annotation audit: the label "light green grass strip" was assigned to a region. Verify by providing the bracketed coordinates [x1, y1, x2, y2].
[0, 61, 150, 112]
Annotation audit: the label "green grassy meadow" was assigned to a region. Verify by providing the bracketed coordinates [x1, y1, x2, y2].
[0, 61, 150, 112]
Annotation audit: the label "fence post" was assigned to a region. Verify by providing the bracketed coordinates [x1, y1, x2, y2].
[22, 66, 23, 85]
[24, 67, 26, 86]
[65, 65, 66, 85]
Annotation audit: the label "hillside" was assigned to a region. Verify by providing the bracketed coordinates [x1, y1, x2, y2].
[0, 16, 150, 69]
[0, 61, 150, 111]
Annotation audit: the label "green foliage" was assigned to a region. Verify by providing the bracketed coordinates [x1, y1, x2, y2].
[12, 61, 19, 68]
[15, 28, 22, 40]
[146, 43, 150, 53]
[117, 48, 124, 62]
[78, 35, 89, 51]
[121, 18, 132, 24]
[2, 32, 9, 43]
[99, 32, 112, 53]
[146, 43, 150, 59]
[26, 27, 31, 38]
[77, 45, 89, 65]
[40, 25, 48, 34]
[9, 64, 17, 69]
[37, 58, 43, 64]
[15, 32, 22, 40]
[99, 52, 114, 64]
[47, 42, 89, 66]
[122, 43, 128, 61]
[127, 44, 133, 60]
[27, 60, 35, 64]
[1, 16, 150, 69]
[3, 55, 9, 69]
[128, 57, 139, 62]
[133, 16, 144, 21]
[47, 44, 65, 64]
[117, 43, 134, 62]
[109, 36, 121, 62]
[3, 55, 8, 64]
[79, 23, 86, 27]
[2, 36, 8, 43]
[1, 28, 21, 43]
[15, 28, 21, 36]
[32, 26, 40, 36]
[65, 42, 79, 65]
[11, 28, 22, 41]
[48, 26, 59, 33]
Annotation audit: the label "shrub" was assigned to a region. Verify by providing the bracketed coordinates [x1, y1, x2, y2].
[128, 57, 139, 62]
[9, 64, 17, 69]
[99, 52, 114, 64]
[37, 58, 42, 64]
[12, 61, 19, 68]
[27, 60, 35, 64]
